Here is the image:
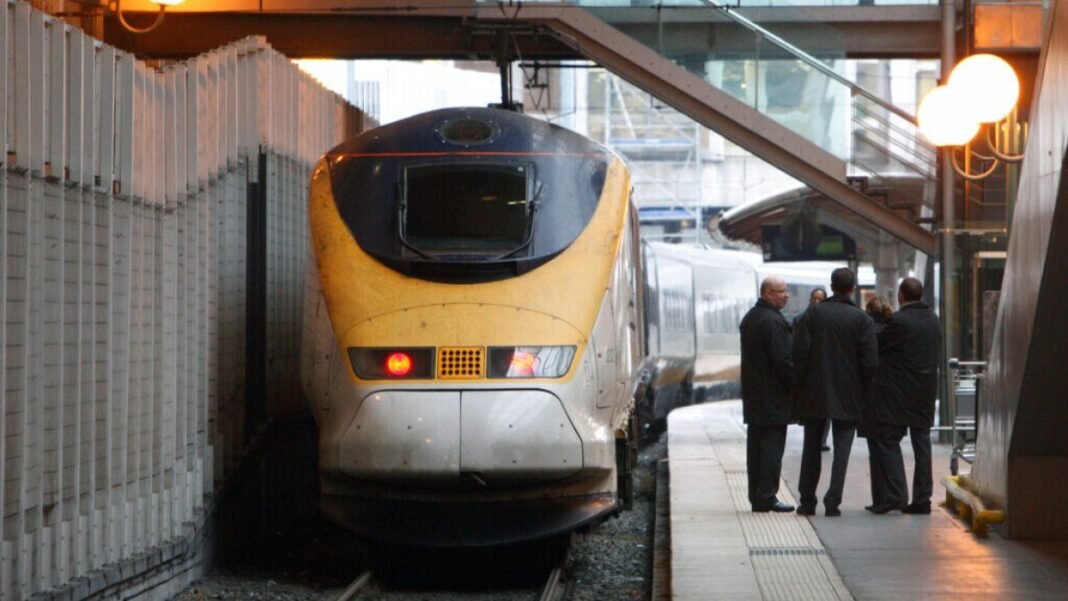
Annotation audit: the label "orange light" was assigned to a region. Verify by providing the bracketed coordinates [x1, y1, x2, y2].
[508, 350, 537, 377]
[386, 352, 413, 377]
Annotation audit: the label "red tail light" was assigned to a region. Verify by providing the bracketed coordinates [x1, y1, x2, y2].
[348, 348, 434, 379]
[386, 352, 413, 377]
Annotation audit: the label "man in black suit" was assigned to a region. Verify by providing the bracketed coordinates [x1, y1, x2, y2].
[793, 268, 878, 516]
[740, 276, 795, 512]
[867, 277, 942, 514]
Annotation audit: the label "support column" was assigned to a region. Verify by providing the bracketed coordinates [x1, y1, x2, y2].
[940, 0, 958, 432]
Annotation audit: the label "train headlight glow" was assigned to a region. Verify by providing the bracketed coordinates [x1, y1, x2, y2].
[348, 347, 434, 379]
[488, 346, 576, 378]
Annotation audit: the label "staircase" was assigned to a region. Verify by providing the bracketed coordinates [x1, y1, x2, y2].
[470, 1, 938, 255]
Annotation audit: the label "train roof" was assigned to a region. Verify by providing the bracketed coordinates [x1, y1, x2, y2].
[644, 241, 874, 286]
[644, 241, 762, 271]
[327, 106, 618, 159]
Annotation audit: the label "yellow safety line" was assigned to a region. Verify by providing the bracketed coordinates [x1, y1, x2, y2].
[942, 475, 1006, 536]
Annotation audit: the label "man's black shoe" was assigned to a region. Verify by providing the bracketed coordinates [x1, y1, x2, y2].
[821, 445, 831, 451]
[825, 507, 842, 517]
[865, 503, 905, 514]
[753, 501, 795, 513]
[796, 505, 816, 516]
[902, 503, 932, 514]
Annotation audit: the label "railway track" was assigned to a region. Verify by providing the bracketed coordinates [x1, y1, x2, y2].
[175, 437, 664, 601]
[334, 540, 572, 601]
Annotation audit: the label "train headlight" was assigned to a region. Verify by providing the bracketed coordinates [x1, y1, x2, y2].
[488, 346, 576, 378]
[348, 348, 434, 379]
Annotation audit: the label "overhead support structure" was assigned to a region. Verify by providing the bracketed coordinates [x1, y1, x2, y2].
[477, 3, 936, 255]
[97, 2, 945, 59]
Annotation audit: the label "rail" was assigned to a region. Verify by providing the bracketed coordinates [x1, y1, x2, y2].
[538, 563, 566, 601]
[699, 0, 916, 125]
[698, 0, 939, 189]
[337, 570, 373, 601]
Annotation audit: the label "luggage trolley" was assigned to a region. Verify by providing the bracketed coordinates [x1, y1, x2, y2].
[946, 358, 986, 475]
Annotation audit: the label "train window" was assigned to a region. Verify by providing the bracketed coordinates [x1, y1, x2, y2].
[402, 163, 534, 258]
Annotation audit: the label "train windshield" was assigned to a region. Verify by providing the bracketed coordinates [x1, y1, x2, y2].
[402, 163, 533, 258]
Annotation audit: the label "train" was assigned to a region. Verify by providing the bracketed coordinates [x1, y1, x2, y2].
[301, 107, 644, 547]
[637, 242, 852, 428]
[300, 106, 865, 547]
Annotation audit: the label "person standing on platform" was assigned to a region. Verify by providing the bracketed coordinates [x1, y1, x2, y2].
[740, 276, 796, 513]
[794, 287, 831, 451]
[793, 267, 878, 517]
[859, 296, 895, 512]
[866, 277, 942, 514]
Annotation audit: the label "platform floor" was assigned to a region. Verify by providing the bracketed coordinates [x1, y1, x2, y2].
[667, 401, 1068, 600]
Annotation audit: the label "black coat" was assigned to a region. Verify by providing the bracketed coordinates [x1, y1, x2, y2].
[857, 315, 890, 437]
[740, 298, 794, 425]
[873, 302, 942, 428]
[792, 294, 878, 421]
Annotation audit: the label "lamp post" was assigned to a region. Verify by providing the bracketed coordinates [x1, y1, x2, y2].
[918, 52, 1024, 432]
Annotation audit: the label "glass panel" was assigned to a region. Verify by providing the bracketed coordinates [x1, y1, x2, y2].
[403, 163, 532, 256]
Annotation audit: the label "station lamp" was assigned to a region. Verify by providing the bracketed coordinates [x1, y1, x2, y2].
[110, 0, 185, 34]
[917, 53, 1026, 180]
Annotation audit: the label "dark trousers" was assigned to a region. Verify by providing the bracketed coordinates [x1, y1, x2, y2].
[868, 423, 909, 507]
[799, 418, 856, 510]
[909, 426, 933, 506]
[866, 437, 884, 506]
[746, 424, 788, 508]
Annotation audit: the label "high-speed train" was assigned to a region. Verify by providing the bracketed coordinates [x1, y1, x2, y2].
[639, 242, 761, 423]
[639, 241, 873, 426]
[301, 107, 644, 546]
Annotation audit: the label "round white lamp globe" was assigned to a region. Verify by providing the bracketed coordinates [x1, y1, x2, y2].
[948, 53, 1020, 124]
[918, 85, 980, 146]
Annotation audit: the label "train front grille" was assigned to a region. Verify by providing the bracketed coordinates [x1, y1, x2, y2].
[437, 347, 484, 379]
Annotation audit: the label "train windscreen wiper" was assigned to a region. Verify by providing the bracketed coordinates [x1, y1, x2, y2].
[495, 181, 542, 260]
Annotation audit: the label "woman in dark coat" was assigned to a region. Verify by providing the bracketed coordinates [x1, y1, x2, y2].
[861, 296, 894, 510]
[866, 278, 942, 514]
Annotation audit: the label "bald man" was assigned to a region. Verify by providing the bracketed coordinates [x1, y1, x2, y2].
[739, 277, 796, 512]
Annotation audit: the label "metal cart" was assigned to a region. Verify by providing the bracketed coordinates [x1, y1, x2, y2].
[945, 358, 986, 475]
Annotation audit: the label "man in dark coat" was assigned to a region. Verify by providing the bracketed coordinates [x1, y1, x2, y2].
[740, 276, 795, 512]
[866, 277, 942, 514]
[793, 268, 878, 516]
[793, 287, 831, 451]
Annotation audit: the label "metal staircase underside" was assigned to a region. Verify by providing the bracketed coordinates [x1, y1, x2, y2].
[472, 3, 937, 256]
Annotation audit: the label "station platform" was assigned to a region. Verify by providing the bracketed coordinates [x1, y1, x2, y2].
[666, 401, 1068, 600]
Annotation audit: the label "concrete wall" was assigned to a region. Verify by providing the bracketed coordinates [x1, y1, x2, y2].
[0, 2, 371, 597]
[973, 0, 1068, 538]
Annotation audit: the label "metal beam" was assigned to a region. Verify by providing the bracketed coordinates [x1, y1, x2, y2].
[103, 14, 575, 59]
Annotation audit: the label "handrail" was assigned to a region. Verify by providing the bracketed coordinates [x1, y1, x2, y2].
[698, 0, 919, 126]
